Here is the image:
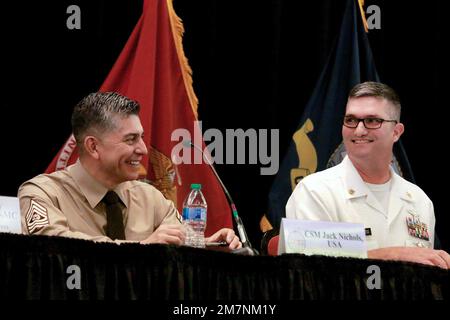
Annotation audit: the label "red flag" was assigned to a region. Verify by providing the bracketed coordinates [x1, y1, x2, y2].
[46, 0, 232, 234]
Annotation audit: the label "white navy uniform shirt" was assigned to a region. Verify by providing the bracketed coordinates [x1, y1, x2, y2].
[286, 156, 435, 250]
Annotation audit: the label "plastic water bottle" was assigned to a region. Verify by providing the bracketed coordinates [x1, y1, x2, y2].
[182, 183, 207, 248]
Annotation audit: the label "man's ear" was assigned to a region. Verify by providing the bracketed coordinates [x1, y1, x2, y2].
[83, 136, 100, 159]
[393, 122, 404, 142]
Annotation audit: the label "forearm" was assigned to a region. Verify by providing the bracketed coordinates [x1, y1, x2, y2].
[26, 224, 113, 243]
[368, 246, 450, 269]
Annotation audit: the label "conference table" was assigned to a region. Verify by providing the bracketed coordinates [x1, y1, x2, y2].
[1, 232, 448, 300]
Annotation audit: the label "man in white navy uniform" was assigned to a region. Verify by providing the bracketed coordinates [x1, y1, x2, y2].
[286, 82, 450, 269]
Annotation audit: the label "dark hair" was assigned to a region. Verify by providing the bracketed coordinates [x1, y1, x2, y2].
[348, 81, 401, 120]
[71, 92, 140, 149]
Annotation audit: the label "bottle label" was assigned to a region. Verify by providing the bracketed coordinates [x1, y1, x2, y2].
[182, 207, 206, 221]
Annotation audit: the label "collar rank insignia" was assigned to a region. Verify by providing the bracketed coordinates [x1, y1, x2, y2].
[406, 211, 429, 241]
[25, 199, 49, 234]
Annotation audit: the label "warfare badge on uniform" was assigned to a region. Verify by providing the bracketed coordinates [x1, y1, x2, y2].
[406, 211, 429, 241]
[25, 199, 49, 234]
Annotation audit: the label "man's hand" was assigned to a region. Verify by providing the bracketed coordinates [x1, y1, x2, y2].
[206, 228, 242, 249]
[140, 224, 186, 245]
[368, 247, 450, 269]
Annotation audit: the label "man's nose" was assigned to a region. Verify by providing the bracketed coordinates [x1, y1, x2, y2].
[354, 120, 368, 135]
[136, 137, 148, 155]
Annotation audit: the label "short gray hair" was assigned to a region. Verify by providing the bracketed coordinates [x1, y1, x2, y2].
[71, 92, 140, 150]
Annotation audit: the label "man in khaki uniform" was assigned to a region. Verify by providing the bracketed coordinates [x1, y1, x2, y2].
[18, 92, 241, 248]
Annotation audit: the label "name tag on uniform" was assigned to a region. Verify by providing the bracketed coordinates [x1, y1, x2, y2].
[0, 196, 22, 234]
[278, 218, 367, 258]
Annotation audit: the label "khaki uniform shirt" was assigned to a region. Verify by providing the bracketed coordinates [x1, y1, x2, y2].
[18, 161, 181, 243]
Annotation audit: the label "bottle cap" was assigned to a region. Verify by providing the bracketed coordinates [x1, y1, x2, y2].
[190, 183, 202, 190]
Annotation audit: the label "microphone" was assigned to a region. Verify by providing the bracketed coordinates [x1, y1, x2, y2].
[183, 140, 258, 255]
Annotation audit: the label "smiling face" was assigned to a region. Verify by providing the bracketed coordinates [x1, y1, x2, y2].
[342, 96, 404, 164]
[94, 114, 147, 186]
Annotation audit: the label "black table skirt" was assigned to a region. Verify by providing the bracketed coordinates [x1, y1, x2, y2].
[1, 233, 448, 300]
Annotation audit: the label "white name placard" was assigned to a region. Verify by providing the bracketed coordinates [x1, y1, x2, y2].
[0, 196, 22, 234]
[278, 218, 367, 258]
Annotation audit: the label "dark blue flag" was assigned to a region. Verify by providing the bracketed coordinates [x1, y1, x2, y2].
[266, 0, 414, 230]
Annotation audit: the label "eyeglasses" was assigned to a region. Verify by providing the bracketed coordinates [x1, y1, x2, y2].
[343, 116, 398, 129]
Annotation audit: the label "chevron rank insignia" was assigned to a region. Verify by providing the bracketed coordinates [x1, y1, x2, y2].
[25, 199, 49, 234]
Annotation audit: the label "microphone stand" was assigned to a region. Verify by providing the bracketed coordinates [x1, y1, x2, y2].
[187, 141, 258, 255]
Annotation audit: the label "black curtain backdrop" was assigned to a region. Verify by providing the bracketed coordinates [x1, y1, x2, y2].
[1, 0, 448, 251]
